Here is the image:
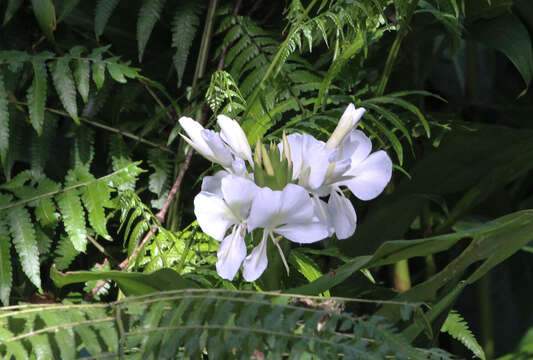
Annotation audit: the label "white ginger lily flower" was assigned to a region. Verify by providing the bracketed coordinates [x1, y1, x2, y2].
[179, 117, 233, 168]
[217, 115, 254, 167]
[242, 184, 329, 282]
[194, 174, 260, 280]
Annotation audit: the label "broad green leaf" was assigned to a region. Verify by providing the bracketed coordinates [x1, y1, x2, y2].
[94, 0, 120, 38]
[92, 60, 106, 90]
[0, 215, 12, 306]
[469, 14, 533, 95]
[288, 210, 533, 296]
[30, 0, 56, 41]
[51, 267, 199, 296]
[0, 74, 9, 165]
[56, 191, 87, 252]
[137, 0, 167, 62]
[26, 58, 48, 135]
[7, 206, 41, 290]
[50, 56, 79, 123]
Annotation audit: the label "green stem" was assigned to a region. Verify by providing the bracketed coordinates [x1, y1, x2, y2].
[191, 0, 218, 95]
[393, 260, 411, 292]
[478, 274, 494, 359]
[376, 0, 420, 96]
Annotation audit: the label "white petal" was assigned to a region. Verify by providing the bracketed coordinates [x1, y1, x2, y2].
[201, 130, 233, 167]
[194, 192, 235, 240]
[301, 134, 329, 189]
[327, 191, 357, 240]
[283, 133, 304, 180]
[343, 150, 392, 201]
[312, 196, 334, 237]
[242, 238, 268, 282]
[231, 157, 247, 176]
[221, 175, 260, 220]
[218, 115, 253, 165]
[179, 117, 213, 158]
[339, 130, 372, 165]
[247, 187, 283, 232]
[275, 222, 329, 244]
[326, 105, 366, 148]
[280, 184, 315, 225]
[201, 170, 229, 196]
[216, 226, 247, 280]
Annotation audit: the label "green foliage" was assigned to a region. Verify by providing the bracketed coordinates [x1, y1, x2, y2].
[441, 310, 485, 360]
[0, 290, 453, 359]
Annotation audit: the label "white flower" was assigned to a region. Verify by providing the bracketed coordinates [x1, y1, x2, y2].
[217, 115, 254, 167]
[194, 174, 260, 280]
[337, 130, 393, 201]
[326, 103, 366, 149]
[179, 117, 233, 168]
[242, 184, 329, 281]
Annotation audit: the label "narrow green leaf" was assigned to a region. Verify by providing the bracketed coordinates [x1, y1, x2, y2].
[0, 328, 28, 360]
[137, 0, 167, 62]
[3, 0, 23, 26]
[56, 191, 87, 252]
[30, 0, 56, 41]
[54, 236, 79, 271]
[107, 62, 127, 83]
[26, 58, 48, 135]
[7, 206, 41, 290]
[0, 215, 12, 306]
[38, 311, 75, 360]
[0, 74, 9, 165]
[73, 58, 90, 103]
[94, 0, 121, 38]
[92, 60, 106, 90]
[28, 334, 53, 360]
[82, 180, 111, 239]
[50, 57, 79, 123]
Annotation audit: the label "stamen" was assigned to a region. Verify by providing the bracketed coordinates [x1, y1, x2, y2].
[271, 233, 290, 275]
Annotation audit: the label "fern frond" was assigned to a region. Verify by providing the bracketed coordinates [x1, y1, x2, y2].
[50, 56, 79, 124]
[137, 0, 167, 62]
[6, 205, 41, 290]
[26, 57, 49, 135]
[33, 178, 60, 228]
[147, 148, 171, 198]
[171, 0, 203, 87]
[82, 179, 111, 240]
[0, 74, 9, 165]
[54, 236, 79, 271]
[38, 310, 76, 360]
[441, 310, 486, 360]
[56, 190, 87, 252]
[29, 113, 58, 177]
[94, 0, 120, 39]
[0, 213, 12, 306]
[70, 47, 91, 103]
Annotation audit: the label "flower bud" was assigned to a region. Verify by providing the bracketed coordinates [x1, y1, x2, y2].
[326, 104, 366, 149]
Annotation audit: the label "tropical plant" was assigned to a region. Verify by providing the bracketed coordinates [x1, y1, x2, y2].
[0, 0, 532, 358]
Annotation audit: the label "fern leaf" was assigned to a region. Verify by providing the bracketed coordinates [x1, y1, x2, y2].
[30, 0, 56, 41]
[0, 328, 28, 360]
[171, 1, 202, 87]
[30, 113, 58, 177]
[26, 58, 48, 135]
[92, 60, 106, 90]
[137, 0, 167, 62]
[147, 148, 171, 197]
[50, 56, 79, 124]
[54, 236, 79, 271]
[27, 334, 53, 360]
[82, 180, 111, 239]
[73, 58, 90, 104]
[72, 126, 95, 167]
[56, 191, 87, 252]
[94, 0, 120, 38]
[38, 311, 75, 360]
[35, 227, 53, 256]
[7, 206, 41, 290]
[0, 214, 12, 306]
[3, 0, 23, 26]
[0, 74, 9, 165]
[441, 310, 486, 360]
[34, 177, 60, 228]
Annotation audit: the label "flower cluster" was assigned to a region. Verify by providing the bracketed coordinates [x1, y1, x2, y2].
[180, 104, 392, 282]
